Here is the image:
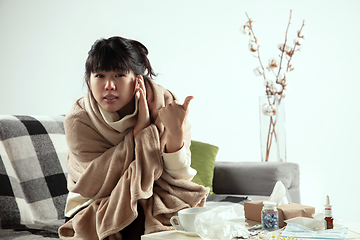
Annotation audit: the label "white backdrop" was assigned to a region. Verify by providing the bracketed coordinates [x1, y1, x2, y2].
[1, 0, 359, 222]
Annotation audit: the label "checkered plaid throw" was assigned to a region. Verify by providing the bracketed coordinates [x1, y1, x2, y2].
[0, 115, 68, 235]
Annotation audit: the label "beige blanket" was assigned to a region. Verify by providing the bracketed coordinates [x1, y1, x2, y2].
[58, 80, 209, 240]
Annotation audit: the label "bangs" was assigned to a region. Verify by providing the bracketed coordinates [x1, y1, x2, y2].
[88, 44, 131, 74]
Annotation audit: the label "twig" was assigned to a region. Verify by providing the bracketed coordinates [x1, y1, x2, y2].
[277, 10, 292, 78]
[286, 19, 305, 72]
[245, 12, 266, 80]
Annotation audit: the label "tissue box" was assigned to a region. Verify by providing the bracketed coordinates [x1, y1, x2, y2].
[244, 201, 315, 227]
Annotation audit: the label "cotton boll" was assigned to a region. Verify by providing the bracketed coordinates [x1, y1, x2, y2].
[268, 58, 279, 69]
[277, 73, 286, 84]
[249, 42, 258, 52]
[278, 43, 285, 52]
[249, 21, 256, 29]
[275, 83, 283, 93]
[285, 45, 294, 57]
[285, 45, 292, 52]
[294, 37, 304, 46]
[263, 79, 269, 87]
[241, 25, 250, 35]
[254, 66, 263, 76]
[264, 79, 274, 87]
[262, 103, 275, 116]
[262, 103, 269, 115]
[262, 104, 276, 116]
[270, 87, 276, 95]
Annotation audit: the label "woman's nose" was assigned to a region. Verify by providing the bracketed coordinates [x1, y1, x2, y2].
[105, 80, 116, 91]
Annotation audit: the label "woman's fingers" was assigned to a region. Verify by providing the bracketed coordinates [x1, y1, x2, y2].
[133, 75, 150, 137]
[182, 96, 194, 112]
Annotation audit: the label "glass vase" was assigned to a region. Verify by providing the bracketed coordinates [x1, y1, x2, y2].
[259, 95, 286, 162]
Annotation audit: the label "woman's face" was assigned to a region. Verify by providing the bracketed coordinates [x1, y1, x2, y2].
[89, 70, 137, 114]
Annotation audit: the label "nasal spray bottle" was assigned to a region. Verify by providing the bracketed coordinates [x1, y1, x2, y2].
[325, 195, 334, 229]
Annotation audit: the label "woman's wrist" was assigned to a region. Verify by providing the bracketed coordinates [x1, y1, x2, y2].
[164, 130, 184, 153]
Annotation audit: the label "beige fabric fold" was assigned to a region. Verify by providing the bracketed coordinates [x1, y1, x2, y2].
[58, 79, 209, 240]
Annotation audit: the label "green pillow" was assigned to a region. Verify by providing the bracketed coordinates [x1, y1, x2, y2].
[190, 140, 219, 195]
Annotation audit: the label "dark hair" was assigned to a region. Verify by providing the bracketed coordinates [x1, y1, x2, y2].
[84, 36, 156, 88]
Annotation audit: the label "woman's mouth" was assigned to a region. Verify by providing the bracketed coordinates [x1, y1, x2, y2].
[104, 95, 118, 103]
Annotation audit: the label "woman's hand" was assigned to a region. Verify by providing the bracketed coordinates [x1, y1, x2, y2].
[133, 76, 150, 137]
[158, 96, 193, 153]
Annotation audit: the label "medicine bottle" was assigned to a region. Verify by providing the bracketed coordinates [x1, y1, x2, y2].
[261, 201, 279, 231]
[325, 195, 334, 229]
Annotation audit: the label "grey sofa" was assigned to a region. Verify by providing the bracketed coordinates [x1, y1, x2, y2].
[0, 115, 300, 239]
[212, 161, 300, 204]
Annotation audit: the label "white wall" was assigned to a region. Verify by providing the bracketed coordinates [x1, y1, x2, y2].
[1, 0, 359, 222]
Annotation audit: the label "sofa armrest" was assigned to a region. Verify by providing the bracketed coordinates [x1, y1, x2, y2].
[212, 162, 301, 203]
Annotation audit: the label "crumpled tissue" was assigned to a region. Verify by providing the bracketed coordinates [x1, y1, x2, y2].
[194, 204, 250, 240]
[268, 180, 290, 205]
[285, 217, 325, 230]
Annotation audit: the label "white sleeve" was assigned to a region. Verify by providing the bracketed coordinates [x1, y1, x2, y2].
[64, 192, 94, 218]
[162, 144, 197, 181]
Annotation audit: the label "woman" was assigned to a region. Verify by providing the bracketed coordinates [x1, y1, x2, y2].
[58, 36, 209, 240]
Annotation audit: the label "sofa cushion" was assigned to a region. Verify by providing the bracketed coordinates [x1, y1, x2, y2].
[0, 115, 68, 232]
[190, 140, 219, 195]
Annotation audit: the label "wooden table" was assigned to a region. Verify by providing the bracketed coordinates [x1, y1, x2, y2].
[141, 221, 360, 240]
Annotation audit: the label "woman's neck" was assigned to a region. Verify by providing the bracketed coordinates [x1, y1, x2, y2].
[117, 95, 136, 119]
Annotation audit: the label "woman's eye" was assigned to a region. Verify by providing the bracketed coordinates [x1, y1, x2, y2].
[116, 74, 125, 77]
[95, 74, 105, 78]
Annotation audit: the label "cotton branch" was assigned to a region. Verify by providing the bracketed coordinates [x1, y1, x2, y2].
[245, 12, 266, 80]
[277, 10, 292, 77]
